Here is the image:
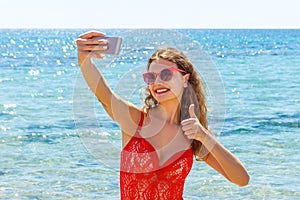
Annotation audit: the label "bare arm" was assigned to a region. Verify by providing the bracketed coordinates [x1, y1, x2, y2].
[201, 134, 250, 186]
[181, 104, 250, 186]
[76, 31, 141, 137]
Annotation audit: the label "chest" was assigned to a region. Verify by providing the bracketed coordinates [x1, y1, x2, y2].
[121, 134, 193, 173]
[138, 123, 191, 166]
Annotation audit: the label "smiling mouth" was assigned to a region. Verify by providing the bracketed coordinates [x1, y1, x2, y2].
[155, 88, 170, 94]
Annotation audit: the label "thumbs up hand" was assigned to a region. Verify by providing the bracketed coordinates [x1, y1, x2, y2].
[181, 104, 206, 141]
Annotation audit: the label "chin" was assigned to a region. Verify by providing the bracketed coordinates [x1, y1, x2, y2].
[151, 88, 183, 104]
[154, 94, 180, 105]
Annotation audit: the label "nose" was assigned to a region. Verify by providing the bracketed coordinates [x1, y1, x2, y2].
[154, 75, 164, 84]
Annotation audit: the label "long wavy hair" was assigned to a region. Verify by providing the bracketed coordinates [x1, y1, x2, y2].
[144, 47, 208, 158]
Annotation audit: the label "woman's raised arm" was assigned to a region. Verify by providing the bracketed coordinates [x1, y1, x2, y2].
[76, 31, 141, 137]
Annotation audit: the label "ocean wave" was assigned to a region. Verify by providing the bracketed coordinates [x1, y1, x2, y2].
[1, 131, 78, 145]
[0, 111, 14, 120]
[222, 112, 299, 135]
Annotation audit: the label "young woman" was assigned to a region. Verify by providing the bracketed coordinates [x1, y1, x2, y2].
[76, 31, 249, 200]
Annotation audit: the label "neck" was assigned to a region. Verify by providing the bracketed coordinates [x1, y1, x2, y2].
[156, 99, 181, 125]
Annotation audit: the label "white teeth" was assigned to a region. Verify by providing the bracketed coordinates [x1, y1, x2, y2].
[156, 88, 169, 93]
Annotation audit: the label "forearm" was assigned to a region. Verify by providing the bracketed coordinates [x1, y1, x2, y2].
[79, 58, 113, 107]
[201, 132, 250, 186]
[181, 105, 250, 186]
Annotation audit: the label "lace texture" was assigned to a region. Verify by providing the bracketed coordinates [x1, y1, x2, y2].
[120, 113, 193, 200]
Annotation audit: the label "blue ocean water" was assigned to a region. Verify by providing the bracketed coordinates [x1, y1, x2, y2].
[0, 29, 299, 199]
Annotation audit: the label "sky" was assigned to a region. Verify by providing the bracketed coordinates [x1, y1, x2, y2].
[0, 0, 299, 29]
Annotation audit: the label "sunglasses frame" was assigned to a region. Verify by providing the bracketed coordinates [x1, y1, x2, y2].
[143, 66, 187, 85]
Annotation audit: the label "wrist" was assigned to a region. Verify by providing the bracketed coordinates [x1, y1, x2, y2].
[199, 131, 218, 153]
[78, 55, 92, 67]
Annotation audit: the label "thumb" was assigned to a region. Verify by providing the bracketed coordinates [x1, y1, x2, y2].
[189, 104, 197, 118]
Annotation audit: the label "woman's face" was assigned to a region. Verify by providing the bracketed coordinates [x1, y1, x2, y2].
[147, 58, 189, 104]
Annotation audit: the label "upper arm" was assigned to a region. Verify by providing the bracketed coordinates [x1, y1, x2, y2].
[98, 90, 142, 137]
[79, 59, 143, 137]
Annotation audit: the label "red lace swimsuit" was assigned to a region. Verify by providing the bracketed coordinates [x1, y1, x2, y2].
[120, 113, 193, 200]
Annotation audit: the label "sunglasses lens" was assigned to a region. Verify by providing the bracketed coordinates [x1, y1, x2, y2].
[143, 73, 155, 84]
[160, 69, 172, 81]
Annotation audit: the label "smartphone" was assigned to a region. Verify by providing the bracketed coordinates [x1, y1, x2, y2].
[94, 36, 122, 55]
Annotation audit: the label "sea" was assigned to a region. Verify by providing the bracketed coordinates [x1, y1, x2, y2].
[0, 29, 299, 200]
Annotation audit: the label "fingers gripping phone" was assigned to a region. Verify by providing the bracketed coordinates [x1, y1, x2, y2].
[95, 36, 122, 55]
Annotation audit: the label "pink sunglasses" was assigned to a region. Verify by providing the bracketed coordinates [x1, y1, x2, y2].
[143, 67, 187, 85]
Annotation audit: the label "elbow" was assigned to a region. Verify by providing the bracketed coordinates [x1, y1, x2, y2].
[236, 173, 250, 187]
[227, 171, 250, 187]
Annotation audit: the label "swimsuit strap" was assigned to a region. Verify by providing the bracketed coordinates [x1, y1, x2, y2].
[137, 111, 144, 132]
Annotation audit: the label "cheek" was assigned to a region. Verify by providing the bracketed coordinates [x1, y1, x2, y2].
[175, 78, 187, 96]
[172, 86, 185, 97]
[171, 76, 185, 90]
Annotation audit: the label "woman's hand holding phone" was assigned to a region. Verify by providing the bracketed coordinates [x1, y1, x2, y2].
[76, 31, 122, 66]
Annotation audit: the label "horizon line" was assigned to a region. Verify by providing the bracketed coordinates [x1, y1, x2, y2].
[0, 26, 300, 30]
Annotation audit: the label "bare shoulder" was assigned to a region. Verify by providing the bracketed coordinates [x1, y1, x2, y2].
[127, 103, 146, 126]
[120, 105, 146, 147]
